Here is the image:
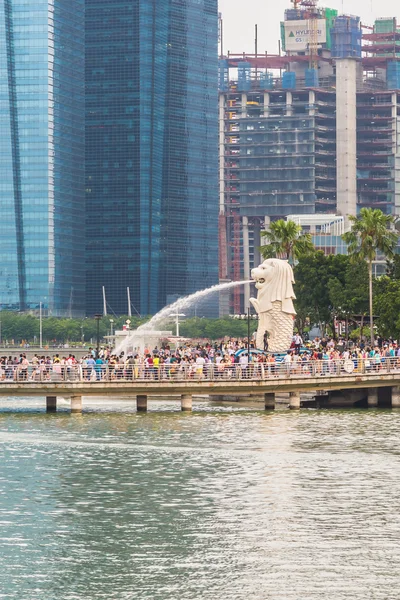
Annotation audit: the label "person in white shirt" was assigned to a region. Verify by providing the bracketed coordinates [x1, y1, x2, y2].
[284, 351, 292, 376]
[195, 355, 205, 379]
[294, 334, 303, 354]
[239, 353, 248, 379]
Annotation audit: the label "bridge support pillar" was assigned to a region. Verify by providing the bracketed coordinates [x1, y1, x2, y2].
[289, 391, 300, 410]
[181, 394, 193, 412]
[264, 393, 275, 410]
[71, 395, 82, 414]
[137, 395, 148, 412]
[46, 396, 57, 413]
[392, 386, 400, 408]
[368, 388, 378, 408]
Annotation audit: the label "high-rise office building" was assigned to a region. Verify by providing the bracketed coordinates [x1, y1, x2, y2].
[86, 0, 219, 317]
[0, 0, 85, 315]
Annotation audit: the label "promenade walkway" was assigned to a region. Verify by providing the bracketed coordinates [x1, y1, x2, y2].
[2, 360, 400, 412]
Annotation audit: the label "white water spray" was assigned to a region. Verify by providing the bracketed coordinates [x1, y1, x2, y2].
[114, 280, 251, 355]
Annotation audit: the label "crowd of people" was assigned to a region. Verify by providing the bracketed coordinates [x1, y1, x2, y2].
[1, 334, 400, 381]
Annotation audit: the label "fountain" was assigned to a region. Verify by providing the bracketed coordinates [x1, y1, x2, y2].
[113, 280, 251, 356]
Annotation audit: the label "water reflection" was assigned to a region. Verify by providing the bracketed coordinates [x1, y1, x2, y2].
[0, 400, 399, 599]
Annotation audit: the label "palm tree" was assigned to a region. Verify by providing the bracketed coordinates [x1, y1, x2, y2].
[342, 208, 398, 347]
[260, 219, 315, 264]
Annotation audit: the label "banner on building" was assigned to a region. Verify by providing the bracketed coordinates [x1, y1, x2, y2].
[284, 20, 327, 52]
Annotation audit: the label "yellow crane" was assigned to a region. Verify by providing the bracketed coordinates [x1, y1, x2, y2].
[290, 0, 320, 69]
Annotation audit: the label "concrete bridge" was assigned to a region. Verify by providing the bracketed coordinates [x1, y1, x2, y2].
[2, 361, 400, 412]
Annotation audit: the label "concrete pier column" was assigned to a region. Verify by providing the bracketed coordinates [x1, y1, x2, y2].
[242, 216, 250, 308]
[137, 395, 148, 412]
[289, 391, 301, 410]
[392, 386, 400, 408]
[308, 90, 316, 116]
[181, 394, 193, 412]
[336, 58, 357, 226]
[46, 396, 57, 412]
[71, 395, 82, 414]
[264, 393, 275, 410]
[263, 92, 270, 117]
[286, 91, 293, 116]
[241, 93, 247, 118]
[368, 388, 379, 407]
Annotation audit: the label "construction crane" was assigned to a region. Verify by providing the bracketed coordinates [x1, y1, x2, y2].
[306, 0, 319, 70]
[291, 0, 320, 69]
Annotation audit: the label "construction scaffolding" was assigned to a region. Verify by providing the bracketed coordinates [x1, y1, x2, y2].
[331, 15, 362, 58]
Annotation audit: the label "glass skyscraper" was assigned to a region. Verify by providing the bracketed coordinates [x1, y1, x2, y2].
[86, 0, 218, 316]
[0, 0, 85, 315]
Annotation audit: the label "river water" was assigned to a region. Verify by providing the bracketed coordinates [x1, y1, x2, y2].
[1, 398, 400, 599]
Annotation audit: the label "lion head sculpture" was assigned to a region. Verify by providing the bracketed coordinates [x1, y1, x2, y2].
[251, 258, 296, 315]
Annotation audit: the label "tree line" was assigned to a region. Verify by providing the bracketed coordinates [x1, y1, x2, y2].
[0, 315, 148, 346]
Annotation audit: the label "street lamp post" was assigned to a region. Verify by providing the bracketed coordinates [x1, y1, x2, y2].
[169, 313, 185, 338]
[109, 318, 114, 337]
[247, 306, 251, 358]
[39, 302, 43, 349]
[94, 314, 102, 358]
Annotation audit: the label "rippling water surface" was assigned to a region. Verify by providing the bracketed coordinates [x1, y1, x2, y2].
[1, 398, 400, 599]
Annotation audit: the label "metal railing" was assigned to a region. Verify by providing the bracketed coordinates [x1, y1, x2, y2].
[2, 357, 400, 384]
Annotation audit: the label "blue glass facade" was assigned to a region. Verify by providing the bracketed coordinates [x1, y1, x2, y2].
[0, 0, 85, 315]
[86, 0, 219, 316]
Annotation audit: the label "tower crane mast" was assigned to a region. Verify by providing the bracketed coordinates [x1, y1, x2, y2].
[290, 0, 320, 69]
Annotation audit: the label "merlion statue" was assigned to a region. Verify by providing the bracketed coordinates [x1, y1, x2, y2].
[250, 259, 296, 353]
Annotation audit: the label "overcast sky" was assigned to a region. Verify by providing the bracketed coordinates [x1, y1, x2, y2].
[218, 0, 399, 54]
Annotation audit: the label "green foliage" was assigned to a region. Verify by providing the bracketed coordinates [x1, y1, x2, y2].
[328, 259, 369, 318]
[343, 208, 398, 264]
[349, 327, 372, 342]
[260, 219, 315, 263]
[0, 313, 149, 344]
[294, 253, 370, 338]
[294, 252, 349, 326]
[342, 208, 398, 344]
[180, 317, 257, 340]
[386, 254, 400, 280]
[373, 277, 400, 339]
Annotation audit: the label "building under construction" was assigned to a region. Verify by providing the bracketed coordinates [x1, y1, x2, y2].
[219, 1, 400, 314]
